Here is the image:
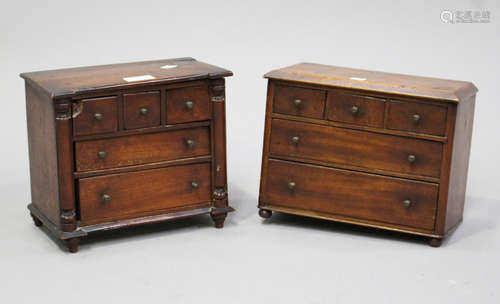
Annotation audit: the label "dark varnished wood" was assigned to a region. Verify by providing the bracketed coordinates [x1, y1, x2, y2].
[23, 58, 233, 252]
[75, 127, 210, 171]
[273, 85, 326, 119]
[78, 163, 211, 225]
[263, 160, 438, 231]
[166, 85, 211, 123]
[326, 91, 385, 127]
[386, 99, 447, 136]
[269, 118, 443, 178]
[259, 209, 272, 218]
[123, 91, 161, 129]
[73, 96, 118, 136]
[259, 64, 477, 246]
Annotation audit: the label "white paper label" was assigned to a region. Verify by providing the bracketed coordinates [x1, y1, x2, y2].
[349, 77, 367, 81]
[123, 75, 156, 82]
[161, 64, 178, 69]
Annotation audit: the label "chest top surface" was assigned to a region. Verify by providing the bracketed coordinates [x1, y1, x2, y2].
[20, 57, 232, 99]
[264, 63, 477, 103]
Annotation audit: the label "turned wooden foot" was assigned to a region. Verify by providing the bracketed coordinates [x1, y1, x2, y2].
[428, 238, 442, 247]
[30, 212, 43, 227]
[64, 238, 80, 253]
[259, 209, 272, 219]
[211, 213, 227, 229]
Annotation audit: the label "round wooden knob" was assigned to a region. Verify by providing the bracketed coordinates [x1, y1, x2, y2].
[293, 99, 302, 107]
[94, 113, 103, 120]
[402, 199, 411, 209]
[350, 106, 359, 114]
[408, 154, 416, 163]
[185, 101, 194, 110]
[185, 139, 195, 149]
[412, 114, 421, 122]
[291, 136, 300, 144]
[98, 151, 107, 159]
[140, 107, 149, 115]
[102, 194, 112, 203]
[287, 182, 296, 190]
[191, 182, 199, 189]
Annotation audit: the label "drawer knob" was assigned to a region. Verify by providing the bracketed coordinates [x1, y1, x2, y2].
[291, 136, 300, 145]
[408, 154, 416, 163]
[97, 151, 107, 159]
[102, 194, 112, 203]
[185, 101, 194, 110]
[350, 105, 359, 114]
[94, 113, 103, 120]
[185, 139, 195, 149]
[293, 99, 302, 107]
[287, 181, 296, 191]
[412, 114, 421, 122]
[140, 107, 149, 115]
[191, 182, 199, 189]
[402, 199, 411, 209]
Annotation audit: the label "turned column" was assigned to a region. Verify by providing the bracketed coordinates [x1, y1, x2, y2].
[209, 79, 229, 228]
[54, 100, 79, 252]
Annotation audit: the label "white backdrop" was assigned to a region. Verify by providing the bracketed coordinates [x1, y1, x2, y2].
[1, 1, 499, 303]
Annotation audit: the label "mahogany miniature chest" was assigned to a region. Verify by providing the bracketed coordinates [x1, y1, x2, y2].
[22, 58, 233, 252]
[258, 63, 477, 246]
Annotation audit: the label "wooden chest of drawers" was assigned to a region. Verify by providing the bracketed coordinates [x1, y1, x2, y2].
[22, 58, 233, 252]
[258, 63, 477, 246]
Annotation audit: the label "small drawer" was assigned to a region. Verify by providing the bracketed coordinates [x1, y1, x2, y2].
[326, 91, 385, 127]
[123, 91, 161, 130]
[73, 96, 118, 136]
[166, 86, 211, 123]
[386, 100, 447, 136]
[263, 160, 438, 231]
[78, 162, 212, 225]
[273, 85, 326, 119]
[75, 127, 210, 172]
[269, 119, 443, 178]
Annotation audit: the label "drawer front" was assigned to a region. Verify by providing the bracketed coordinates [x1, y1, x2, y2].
[79, 163, 212, 225]
[75, 127, 210, 172]
[326, 91, 385, 127]
[273, 85, 326, 119]
[270, 119, 443, 177]
[73, 96, 118, 136]
[123, 91, 161, 129]
[386, 100, 447, 136]
[263, 160, 438, 231]
[166, 86, 211, 123]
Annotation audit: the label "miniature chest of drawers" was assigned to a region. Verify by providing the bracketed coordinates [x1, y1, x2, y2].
[22, 58, 233, 252]
[258, 63, 477, 246]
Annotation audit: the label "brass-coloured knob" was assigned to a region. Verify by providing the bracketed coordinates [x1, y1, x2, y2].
[94, 113, 103, 120]
[185, 139, 195, 149]
[350, 105, 359, 114]
[287, 182, 296, 191]
[98, 151, 107, 159]
[402, 199, 411, 209]
[408, 154, 416, 163]
[293, 99, 302, 107]
[291, 136, 300, 145]
[191, 182, 199, 189]
[140, 107, 148, 115]
[412, 114, 421, 122]
[185, 101, 194, 110]
[102, 194, 112, 203]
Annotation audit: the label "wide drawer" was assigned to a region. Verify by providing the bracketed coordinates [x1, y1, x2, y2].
[273, 85, 326, 119]
[75, 127, 210, 172]
[262, 160, 438, 231]
[269, 119, 443, 178]
[78, 162, 212, 225]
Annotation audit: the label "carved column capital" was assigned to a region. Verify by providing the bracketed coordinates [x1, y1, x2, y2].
[54, 101, 72, 120]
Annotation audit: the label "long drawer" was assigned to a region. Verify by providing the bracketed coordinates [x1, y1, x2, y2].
[269, 118, 443, 178]
[262, 160, 438, 231]
[78, 162, 212, 225]
[75, 127, 210, 172]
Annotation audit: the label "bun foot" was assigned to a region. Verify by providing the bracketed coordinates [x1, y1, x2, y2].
[259, 209, 272, 219]
[428, 238, 442, 247]
[211, 213, 227, 229]
[64, 238, 80, 253]
[30, 213, 43, 227]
